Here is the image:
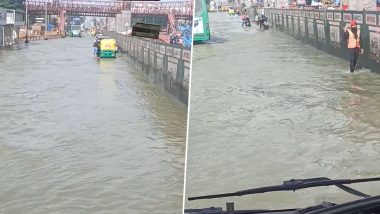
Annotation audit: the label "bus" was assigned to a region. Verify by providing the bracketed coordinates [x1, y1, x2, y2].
[68, 25, 82, 37]
[193, 0, 210, 42]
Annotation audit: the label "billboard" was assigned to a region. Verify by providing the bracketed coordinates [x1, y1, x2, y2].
[297, 0, 306, 5]
[193, 17, 204, 34]
[6, 11, 15, 24]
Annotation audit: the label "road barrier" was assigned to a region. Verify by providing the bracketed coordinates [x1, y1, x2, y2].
[18, 34, 62, 43]
[104, 31, 190, 104]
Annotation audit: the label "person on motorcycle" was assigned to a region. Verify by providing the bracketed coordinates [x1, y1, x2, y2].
[258, 14, 268, 29]
[241, 12, 251, 27]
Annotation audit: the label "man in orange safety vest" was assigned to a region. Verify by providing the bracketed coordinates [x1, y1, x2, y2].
[344, 20, 363, 73]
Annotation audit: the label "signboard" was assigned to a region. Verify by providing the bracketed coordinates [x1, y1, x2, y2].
[320, 12, 325, 20]
[256, 0, 264, 6]
[300, 10, 305, 17]
[297, 0, 306, 5]
[6, 12, 15, 24]
[174, 15, 192, 20]
[131, 14, 168, 30]
[353, 14, 363, 24]
[368, 26, 380, 63]
[366, 14, 377, 26]
[310, 11, 315, 19]
[329, 21, 341, 48]
[327, 12, 334, 21]
[182, 49, 191, 62]
[343, 13, 352, 22]
[334, 12, 342, 21]
[193, 17, 204, 34]
[316, 20, 325, 42]
[315, 12, 320, 19]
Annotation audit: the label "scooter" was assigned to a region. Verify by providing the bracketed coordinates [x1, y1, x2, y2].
[263, 21, 269, 30]
[244, 18, 251, 27]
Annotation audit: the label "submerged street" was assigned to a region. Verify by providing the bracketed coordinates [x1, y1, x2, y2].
[0, 35, 187, 213]
[186, 13, 380, 210]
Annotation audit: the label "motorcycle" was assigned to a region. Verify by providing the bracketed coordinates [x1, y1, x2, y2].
[258, 14, 269, 30]
[243, 18, 251, 27]
[263, 20, 269, 30]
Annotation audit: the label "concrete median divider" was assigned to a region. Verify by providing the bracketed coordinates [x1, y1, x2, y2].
[104, 31, 190, 104]
[18, 34, 62, 43]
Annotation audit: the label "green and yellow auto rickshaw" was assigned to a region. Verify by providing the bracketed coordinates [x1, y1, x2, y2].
[228, 7, 235, 16]
[99, 38, 117, 58]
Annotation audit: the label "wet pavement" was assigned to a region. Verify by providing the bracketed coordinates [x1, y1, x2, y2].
[0, 35, 187, 213]
[185, 13, 380, 210]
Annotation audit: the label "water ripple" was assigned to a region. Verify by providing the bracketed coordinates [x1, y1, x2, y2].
[186, 13, 380, 210]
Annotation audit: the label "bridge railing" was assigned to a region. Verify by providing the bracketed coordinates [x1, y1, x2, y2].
[103, 31, 190, 104]
[26, 0, 132, 14]
[26, 0, 192, 16]
[263, 8, 380, 71]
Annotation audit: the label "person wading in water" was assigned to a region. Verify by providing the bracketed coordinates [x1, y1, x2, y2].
[344, 20, 363, 73]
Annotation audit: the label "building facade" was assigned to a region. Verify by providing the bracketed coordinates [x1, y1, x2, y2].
[0, 8, 24, 47]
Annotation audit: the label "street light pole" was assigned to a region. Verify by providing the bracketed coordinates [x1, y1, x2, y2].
[25, 0, 29, 43]
[44, 0, 48, 40]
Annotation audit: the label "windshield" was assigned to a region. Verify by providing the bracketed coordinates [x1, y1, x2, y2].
[71, 26, 81, 31]
[195, 0, 202, 16]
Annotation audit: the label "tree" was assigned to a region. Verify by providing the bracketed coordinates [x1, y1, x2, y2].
[0, 0, 25, 10]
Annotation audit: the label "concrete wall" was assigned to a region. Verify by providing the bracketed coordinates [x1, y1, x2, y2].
[103, 31, 191, 104]
[258, 8, 380, 72]
[130, 14, 169, 32]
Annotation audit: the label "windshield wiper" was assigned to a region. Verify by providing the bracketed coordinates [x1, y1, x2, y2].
[188, 177, 380, 201]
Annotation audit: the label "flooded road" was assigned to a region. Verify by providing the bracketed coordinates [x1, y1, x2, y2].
[0, 35, 187, 213]
[185, 13, 380, 210]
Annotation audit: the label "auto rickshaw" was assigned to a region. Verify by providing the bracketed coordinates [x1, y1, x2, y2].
[99, 38, 117, 58]
[228, 7, 235, 15]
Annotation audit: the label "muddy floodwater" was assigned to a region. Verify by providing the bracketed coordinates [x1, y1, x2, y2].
[0, 35, 187, 213]
[185, 13, 380, 210]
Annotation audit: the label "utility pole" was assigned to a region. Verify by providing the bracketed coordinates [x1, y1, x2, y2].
[44, 0, 48, 40]
[25, 0, 29, 43]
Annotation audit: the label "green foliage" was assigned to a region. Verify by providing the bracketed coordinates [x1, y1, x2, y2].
[0, 0, 24, 10]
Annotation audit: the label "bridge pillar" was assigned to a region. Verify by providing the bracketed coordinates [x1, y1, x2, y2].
[59, 10, 65, 32]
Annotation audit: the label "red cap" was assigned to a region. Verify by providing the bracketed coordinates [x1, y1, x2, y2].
[351, 20, 357, 26]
